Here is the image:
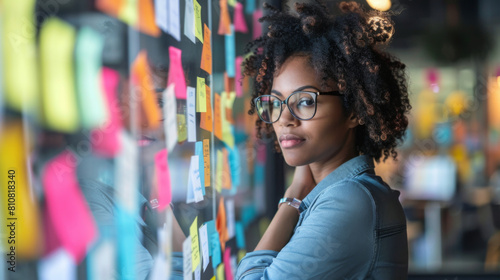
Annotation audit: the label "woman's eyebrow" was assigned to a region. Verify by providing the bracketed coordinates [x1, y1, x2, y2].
[271, 85, 321, 96]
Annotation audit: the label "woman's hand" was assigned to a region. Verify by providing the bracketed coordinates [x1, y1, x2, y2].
[284, 165, 317, 200]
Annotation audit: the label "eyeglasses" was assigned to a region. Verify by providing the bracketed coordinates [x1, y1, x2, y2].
[254, 90, 343, 124]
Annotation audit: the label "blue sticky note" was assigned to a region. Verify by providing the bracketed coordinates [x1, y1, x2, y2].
[241, 205, 257, 228]
[235, 222, 246, 249]
[210, 232, 222, 269]
[227, 144, 241, 190]
[195, 141, 205, 195]
[225, 25, 236, 77]
[254, 163, 265, 186]
[115, 205, 136, 279]
[205, 220, 216, 256]
[245, 0, 255, 14]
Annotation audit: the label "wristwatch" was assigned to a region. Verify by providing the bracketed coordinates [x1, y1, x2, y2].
[278, 197, 303, 213]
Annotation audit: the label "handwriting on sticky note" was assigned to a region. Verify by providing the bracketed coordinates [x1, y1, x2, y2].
[154, 149, 172, 210]
[190, 155, 204, 202]
[190, 217, 200, 272]
[187, 86, 196, 142]
[183, 236, 192, 280]
[200, 86, 213, 132]
[196, 77, 207, 112]
[203, 139, 211, 187]
[194, 0, 203, 42]
[214, 93, 222, 140]
[42, 151, 97, 262]
[200, 24, 212, 74]
[199, 224, 209, 272]
[195, 141, 205, 195]
[167, 47, 187, 99]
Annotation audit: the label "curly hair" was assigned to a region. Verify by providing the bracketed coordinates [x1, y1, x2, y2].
[243, 0, 411, 162]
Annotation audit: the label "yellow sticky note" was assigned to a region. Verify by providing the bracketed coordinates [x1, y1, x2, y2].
[194, 0, 203, 43]
[196, 77, 207, 112]
[1, 0, 39, 113]
[228, 0, 236, 7]
[216, 149, 223, 193]
[40, 18, 79, 133]
[221, 92, 235, 148]
[211, 276, 216, 280]
[216, 263, 225, 280]
[118, 0, 138, 26]
[177, 114, 187, 142]
[190, 216, 201, 272]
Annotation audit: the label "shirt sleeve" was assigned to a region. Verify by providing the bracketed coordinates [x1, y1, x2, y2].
[235, 180, 376, 280]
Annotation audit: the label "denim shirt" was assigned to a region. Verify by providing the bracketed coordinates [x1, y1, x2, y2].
[235, 155, 408, 280]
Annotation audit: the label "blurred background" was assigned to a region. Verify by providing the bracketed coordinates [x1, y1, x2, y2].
[0, 0, 500, 279]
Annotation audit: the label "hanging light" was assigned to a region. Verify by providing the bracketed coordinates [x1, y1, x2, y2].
[366, 0, 392, 11]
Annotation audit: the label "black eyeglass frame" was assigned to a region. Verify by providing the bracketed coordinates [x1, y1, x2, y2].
[254, 90, 343, 124]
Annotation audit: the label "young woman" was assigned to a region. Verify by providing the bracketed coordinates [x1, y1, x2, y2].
[235, 1, 411, 279]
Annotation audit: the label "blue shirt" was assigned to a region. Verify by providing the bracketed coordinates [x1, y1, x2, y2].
[235, 155, 408, 280]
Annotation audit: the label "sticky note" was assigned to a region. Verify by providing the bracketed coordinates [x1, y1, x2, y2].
[177, 113, 187, 142]
[205, 220, 216, 255]
[163, 84, 178, 152]
[184, 0, 196, 43]
[245, 0, 256, 14]
[235, 56, 244, 97]
[132, 50, 161, 129]
[195, 265, 201, 280]
[194, 0, 203, 43]
[199, 224, 209, 272]
[42, 151, 98, 262]
[196, 77, 207, 112]
[118, 0, 138, 26]
[190, 217, 201, 272]
[200, 86, 213, 132]
[168, 0, 181, 41]
[228, 145, 241, 189]
[203, 139, 211, 187]
[137, 0, 160, 37]
[195, 141, 206, 195]
[253, 9, 263, 39]
[210, 232, 222, 269]
[154, 0, 168, 32]
[222, 148, 232, 189]
[225, 200, 235, 239]
[188, 155, 204, 203]
[38, 249, 77, 280]
[225, 25, 236, 78]
[234, 2, 248, 33]
[114, 132, 139, 212]
[115, 205, 137, 278]
[216, 149, 223, 193]
[155, 149, 172, 210]
[200, 24, 212, 74]
[224, 73, 234, 95]
[216, 197, 228, 251]
[214, 93, 223, 140]
[224, 248, 234, 280]
[187, 86, 197, 142]
[91, 67, 122, 157]
[167, 47, 187, 99]
[75, 27, 107, 129]
[237, 249, 246, 263]
[216, 264, 225, 280]
[96, 0, 123, 17]
[183, 236, 193, 280]
[1, 0, 39, 113]
[187, 167, 195, 204]
[228, 0, 236, 7]
[40, 18, 79, 133]
[218, 0, 231, 35]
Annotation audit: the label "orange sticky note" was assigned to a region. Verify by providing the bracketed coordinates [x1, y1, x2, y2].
[96, 0, 124, 18]
[42, 151, 98, 263]
[200, 24, 212, 74]
[216, 197, 228, 251]
[224, 72, 234, 95]
[137, 0, 160, 37]
[91, 67, 122, 157]
[203, 139, 211, 187]
[132, 50, 161, 130]
[218, 0, 231, 35]
[200, 85, 213, 132]
[222, 148, 231, 189]
[154, 149, 172, 211]
[214, 93, 223, 140]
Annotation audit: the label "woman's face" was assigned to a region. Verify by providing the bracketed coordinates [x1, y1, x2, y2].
[271, 55, 358, 167]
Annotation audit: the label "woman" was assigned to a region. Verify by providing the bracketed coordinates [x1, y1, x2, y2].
[235, 1, 411, 279]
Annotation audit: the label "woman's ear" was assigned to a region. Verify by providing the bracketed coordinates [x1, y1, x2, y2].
[347, 112, 359, 129]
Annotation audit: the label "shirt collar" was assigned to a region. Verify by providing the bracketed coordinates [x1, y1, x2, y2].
[302, 154, 375, 208]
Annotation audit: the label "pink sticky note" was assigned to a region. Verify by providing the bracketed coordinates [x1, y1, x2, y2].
[252, 9, 262, 40]
[167, 46, 187, 99]
[234, 2, 248, 33]
[42, 151, 98, 263]
[154, 149, 172, 210]
[235, 56, 243, 97]
[91, 67, 122, 157]
[223, 247, 234, 280]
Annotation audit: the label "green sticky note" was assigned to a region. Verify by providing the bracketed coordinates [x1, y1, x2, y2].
[40, 18, 79, 133]
[75, 27, 107, 129]
[194, 0, 203, 43]
[1, 0, 39, 113]
[118, 0, 138, 26]
[196, 77, 207, 112]
[177, 114, 187, 142]
[190, 216, 201, 272]
[228, 0, 236, 7]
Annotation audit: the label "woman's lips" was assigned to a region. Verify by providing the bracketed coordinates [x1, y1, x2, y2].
[279, 134, 305, 148]
[138, 135, 156, 147]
